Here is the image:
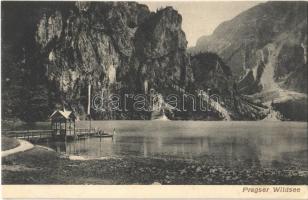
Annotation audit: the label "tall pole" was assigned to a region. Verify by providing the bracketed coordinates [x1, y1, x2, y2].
[87, 84, 91, 116]
[88, 83, 91, 131]
[61, 67, 65, 111]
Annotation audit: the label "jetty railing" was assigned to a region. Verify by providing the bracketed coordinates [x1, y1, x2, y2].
[2, 128, 110, 141]
[2, 128, 97, 139]
[67, 128, 98, 139]
[3, 130, 54, 140]
[74, 128, 97, 135]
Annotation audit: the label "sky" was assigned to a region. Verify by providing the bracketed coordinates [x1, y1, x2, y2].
[141, 1, 261, 47]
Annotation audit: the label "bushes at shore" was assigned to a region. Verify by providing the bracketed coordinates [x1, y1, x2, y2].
[2, 136, 20, 151]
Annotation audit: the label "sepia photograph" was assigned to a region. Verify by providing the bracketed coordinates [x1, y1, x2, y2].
[1, 0, 307, 197]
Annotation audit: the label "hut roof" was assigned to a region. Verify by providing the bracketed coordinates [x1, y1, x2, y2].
[50, 109, 76, 121]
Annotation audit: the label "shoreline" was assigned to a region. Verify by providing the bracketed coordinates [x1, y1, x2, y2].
[2, 139, 34, 157]
[2, 144, 307, 185]
[3, 119, 308, 126]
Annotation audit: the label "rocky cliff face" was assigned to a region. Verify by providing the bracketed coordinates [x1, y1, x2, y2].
[189, 1, 307, 120]
[2, 2, 192, 120]
[190, 2, 307, 93]
[3, 1, 305, 121]
[190, 52, 268, 120]
[134, 7, 192, 91]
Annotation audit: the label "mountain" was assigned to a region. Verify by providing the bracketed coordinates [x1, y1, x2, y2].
[189, 1, 307, 121]
[2, 2, 194, 121]
[2, 1, 303, 121]
[190, 52, 268, 120]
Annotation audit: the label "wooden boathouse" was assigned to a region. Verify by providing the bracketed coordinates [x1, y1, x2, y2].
[50, 109, 76, 139]
[4, 110, 113, 141]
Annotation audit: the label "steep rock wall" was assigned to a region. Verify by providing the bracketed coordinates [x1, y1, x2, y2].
[190, 2, 307, 94]
[2, 2, 192, 120]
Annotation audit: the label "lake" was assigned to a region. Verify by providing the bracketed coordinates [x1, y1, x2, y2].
[41, 121, 307, 168]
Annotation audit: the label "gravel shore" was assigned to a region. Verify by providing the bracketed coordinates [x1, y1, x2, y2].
[2, 146, 307, 184]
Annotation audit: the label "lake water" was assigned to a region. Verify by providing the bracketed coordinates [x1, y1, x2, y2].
[41, 121, 307, 167]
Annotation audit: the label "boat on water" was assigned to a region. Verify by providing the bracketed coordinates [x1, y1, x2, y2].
[92, 133, 113, 138]
[92, 129, 114, 138]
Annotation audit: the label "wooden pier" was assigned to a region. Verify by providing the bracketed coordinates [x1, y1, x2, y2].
[3, 130, 54, 141]
[2, 110, 114, 142]
[66, 128, 98, 140]
[3, 128, 113, 142]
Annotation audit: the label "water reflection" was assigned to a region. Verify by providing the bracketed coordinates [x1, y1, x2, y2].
[39, 121, 307, 168]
